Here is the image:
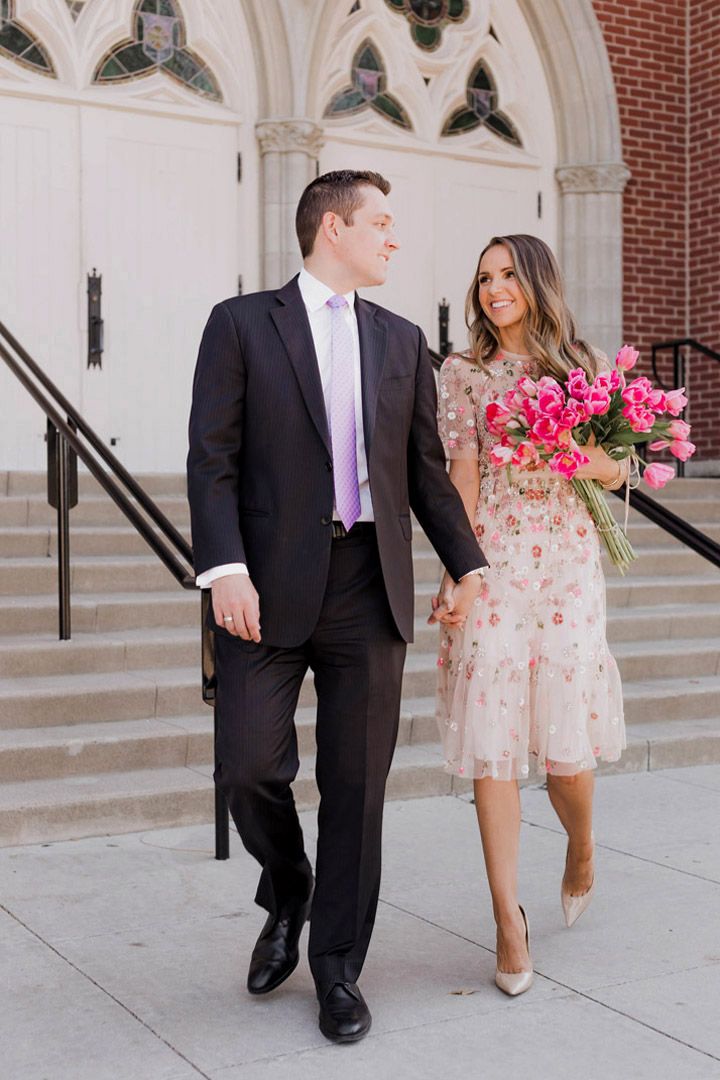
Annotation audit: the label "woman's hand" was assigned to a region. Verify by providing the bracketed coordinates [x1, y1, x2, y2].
[573, 433, 623, 487]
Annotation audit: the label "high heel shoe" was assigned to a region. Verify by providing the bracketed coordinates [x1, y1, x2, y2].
[495, 905, 534, 997]
[561, 833, 595, 928]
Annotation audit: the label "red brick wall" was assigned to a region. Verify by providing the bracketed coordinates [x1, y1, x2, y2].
[591, 0, 719, 461]
[688, 0, 720, 458]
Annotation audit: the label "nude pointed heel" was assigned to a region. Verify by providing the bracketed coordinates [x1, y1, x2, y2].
[495, 905, 534, 997]
[562, 833, 595, 928]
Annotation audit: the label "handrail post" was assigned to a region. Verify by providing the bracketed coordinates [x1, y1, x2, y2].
[673, 344, 686, 478]
[202, 589, 229, 860]
[47, 419, 75, 640]
[57, 432, 71, 639]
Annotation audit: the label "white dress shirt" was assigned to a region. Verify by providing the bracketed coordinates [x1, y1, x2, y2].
[196, 268, 374, 588]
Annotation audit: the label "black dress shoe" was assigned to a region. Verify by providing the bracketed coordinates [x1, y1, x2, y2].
[318, 982, 372, 1043]
[246, 896, 312, 995]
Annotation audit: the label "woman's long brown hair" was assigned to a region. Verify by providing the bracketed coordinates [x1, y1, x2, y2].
[465, 234, 599, 380]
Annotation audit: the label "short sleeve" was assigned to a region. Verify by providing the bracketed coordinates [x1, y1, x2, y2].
[437, 355, 481, 460]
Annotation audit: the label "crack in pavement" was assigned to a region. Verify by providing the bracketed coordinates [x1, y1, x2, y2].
[0, 901, 212, 1080]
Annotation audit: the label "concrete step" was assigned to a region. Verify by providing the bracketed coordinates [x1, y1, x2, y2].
[0, 495, 191, 529]
[0, 590, 199, 635]
[0, 556, 185, 596]
[0, 699, 437, 783]
[0, 653, 439, 730]
[2, 640, 718, 733]
[0, 525, 191, 559]
[4, 713, 720, 846]
[0, 628, 199, 678]
[2, 471, 189, 497]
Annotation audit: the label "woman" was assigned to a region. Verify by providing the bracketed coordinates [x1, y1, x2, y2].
[435, 235, 626, 996]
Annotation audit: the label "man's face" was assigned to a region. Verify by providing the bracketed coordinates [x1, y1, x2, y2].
[335, 185, 399, 287]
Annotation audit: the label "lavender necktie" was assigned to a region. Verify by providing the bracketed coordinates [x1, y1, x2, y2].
[326, 295, 361, 531]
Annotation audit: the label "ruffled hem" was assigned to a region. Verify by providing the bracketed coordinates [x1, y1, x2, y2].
[439, 743, 625, 782]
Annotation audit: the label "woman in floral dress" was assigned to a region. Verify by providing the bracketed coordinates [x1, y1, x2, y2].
[434, 235, 627, 996]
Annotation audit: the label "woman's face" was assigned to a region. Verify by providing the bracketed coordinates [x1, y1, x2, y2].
[477, 244, 529, 332]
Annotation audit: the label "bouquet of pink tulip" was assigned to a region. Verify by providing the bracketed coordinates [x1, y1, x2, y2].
[485, 345, 694, 574]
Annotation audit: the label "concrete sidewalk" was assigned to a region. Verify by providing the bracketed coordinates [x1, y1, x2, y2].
[2, 767, 720, 1080]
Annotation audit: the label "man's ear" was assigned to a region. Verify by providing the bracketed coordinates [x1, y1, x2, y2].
[320, 210, 341, 247]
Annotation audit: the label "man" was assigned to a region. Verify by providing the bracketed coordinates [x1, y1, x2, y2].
[187, 170, 487, 1043]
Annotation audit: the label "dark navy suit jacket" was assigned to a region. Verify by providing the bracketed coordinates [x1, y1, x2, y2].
[187, 275, 486, 647]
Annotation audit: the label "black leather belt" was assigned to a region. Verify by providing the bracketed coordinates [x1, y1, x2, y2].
[331, 521, 375, 539]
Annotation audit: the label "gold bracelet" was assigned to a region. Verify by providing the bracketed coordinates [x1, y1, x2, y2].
[602, 460, 624, 491]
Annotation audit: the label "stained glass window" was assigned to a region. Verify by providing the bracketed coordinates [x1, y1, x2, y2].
[324, 41, 412, 130]
[0, 0, 55, 75]
[93, 0, 221, 101]
[65, 0, 87, 19]
[442, 60, 522, 146]
[383, 0, 468, 52]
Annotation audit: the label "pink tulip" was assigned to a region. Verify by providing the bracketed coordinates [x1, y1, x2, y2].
[669, 439, 696, 461]
[516, 376, 538, 398]
[646, 388, 667, 413]
[567, 369, 590, 400]
[537, 386, 565, 418]
[668, 418, 691, 440]
[664, 387, 688, 416]
[512, 441, 540, 468]
[490, 444, 513, 467]
[643, 462, 675, 489]
[486, 402, 513, 435]
[622, 377, 653, 406]
[521, 397, 541, 426]
[615, 345, 639, 371]
[560, 399, 589, 427]
[622, 403, 655, 432]
[586, 387, 612, 415]
[548, 449, 590, 479]
[532, 416, 561, 450]
[648, 439, 670, 451]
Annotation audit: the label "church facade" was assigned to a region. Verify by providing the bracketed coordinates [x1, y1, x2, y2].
[0, 0, 715, 473]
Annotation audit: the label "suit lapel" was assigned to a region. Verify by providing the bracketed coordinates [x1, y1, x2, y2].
[270, 277, 331, 455]
[356, 296, 388, 463]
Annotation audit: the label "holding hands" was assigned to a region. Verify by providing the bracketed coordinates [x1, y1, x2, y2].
[429, 569, 484, 628]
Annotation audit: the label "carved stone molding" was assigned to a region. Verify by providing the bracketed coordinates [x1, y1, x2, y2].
[256, 119, 325, 157]
[555, 163, 631, 194]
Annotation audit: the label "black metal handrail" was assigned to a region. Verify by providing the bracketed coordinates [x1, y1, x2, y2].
[0, 322, 230, 860]
[650, 338, 719, 477]
[613, 486, 720, 568]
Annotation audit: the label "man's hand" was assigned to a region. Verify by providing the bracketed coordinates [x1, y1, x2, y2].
[428, 571, 483, 627]
[211, 574, 261, 642]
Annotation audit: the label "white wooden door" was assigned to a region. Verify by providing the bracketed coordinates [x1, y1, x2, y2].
[0, 98, 81, 471]
[80, 109, 240, 472]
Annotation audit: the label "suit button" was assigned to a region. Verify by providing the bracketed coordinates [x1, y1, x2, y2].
[325, 461, 333, 472]
[321, 515, 332, 526]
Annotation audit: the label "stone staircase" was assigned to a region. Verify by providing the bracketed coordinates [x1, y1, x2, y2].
[0, 472, 719, 846]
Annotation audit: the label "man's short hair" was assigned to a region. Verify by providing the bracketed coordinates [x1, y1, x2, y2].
[295, 170, 391, 258]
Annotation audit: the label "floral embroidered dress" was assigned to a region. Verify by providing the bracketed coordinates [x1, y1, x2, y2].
[436, 350, 626, 781]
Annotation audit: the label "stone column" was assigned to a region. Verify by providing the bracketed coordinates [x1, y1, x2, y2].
[256, 119, 325, 289]
[555, 163, 631, 355]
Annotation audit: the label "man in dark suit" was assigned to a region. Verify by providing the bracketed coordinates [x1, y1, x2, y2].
[187, 170, 487, 1042]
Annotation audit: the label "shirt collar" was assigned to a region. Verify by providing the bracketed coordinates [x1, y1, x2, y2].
[298, 267, 356, 314]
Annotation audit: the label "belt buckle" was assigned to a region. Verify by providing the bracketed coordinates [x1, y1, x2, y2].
[331, 521, 348, 539]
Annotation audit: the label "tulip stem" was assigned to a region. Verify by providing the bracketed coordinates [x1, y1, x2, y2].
[572, 478, 637, 575]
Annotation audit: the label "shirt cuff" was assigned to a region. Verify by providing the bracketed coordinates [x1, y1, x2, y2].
[195, 563, 249, 588]
[459, 567, 486, 580]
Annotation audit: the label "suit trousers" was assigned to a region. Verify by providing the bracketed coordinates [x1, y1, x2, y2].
[213, 525, 407, 990]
